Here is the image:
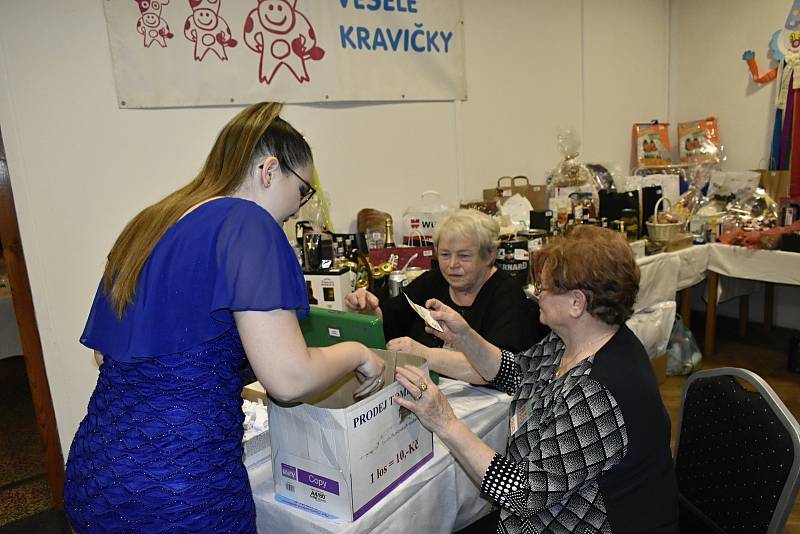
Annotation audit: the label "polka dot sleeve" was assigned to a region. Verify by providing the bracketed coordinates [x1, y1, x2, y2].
[490, 349, 521, 394]
[481, 453, 527, 504]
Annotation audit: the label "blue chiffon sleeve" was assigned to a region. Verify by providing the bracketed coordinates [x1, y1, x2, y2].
[80, 199, 309, 362]
[210, 203, 310, 323]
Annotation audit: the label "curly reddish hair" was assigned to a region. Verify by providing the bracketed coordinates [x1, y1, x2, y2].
[533, 226, 640, 325]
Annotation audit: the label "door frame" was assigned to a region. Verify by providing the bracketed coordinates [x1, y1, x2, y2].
[0, 129, 64, 508]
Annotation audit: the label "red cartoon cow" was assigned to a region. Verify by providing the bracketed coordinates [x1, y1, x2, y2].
[243, 0, 325, 84]
[184, 0, 237, 61]
[135, 0, 174, 48]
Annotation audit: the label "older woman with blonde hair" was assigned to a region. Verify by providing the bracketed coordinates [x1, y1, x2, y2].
[394, 225, 679, 533]
[345, 208, 542, 381]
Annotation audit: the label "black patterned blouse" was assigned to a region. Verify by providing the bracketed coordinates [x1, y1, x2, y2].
[480, 327, 679, 534]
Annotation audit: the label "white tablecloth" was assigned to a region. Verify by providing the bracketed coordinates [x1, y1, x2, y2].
[636, 245, 709, 311]
[248, 379, 511, 534]
[707, 243, 800, 285]
[673, 244, 710, 291]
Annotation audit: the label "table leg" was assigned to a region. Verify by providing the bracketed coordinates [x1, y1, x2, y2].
[764, 282, 774, 333]
[738, 295, 749, 338]
[680, 286, 692, 328]
[705, 271, 718, 357]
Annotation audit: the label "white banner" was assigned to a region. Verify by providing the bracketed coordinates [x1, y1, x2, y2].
[103, 0, 466, 108]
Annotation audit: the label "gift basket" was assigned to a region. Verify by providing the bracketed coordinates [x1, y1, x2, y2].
[646, 197, 684, 243]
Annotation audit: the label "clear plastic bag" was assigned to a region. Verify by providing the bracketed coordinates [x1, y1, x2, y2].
[666, 314, 703, 376]
[547, 129, 594, 188]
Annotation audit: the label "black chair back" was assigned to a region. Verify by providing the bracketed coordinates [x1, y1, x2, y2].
[675, 367, 800, 533]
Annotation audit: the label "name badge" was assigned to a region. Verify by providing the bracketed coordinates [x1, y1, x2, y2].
[509, 397, 536, 435]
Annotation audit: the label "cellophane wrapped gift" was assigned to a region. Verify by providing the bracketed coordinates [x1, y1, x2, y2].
[725, 187, 779, 233]
[547, 129, 594, 188]
[546, 129, 599, 221]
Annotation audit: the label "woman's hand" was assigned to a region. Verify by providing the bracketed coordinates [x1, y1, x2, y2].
[386, 336, 429, 358]
[394, 365, 457, 435]
[344, 288, 382, 319]
[353, 345, 386, 398]
[424, 298, 472, 349]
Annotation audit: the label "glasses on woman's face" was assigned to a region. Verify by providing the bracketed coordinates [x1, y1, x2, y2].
[260, 161, 316, 207]
[532, 279, 549, 297]
[283, 162, 316, 207]
[533, 276, 562, 297]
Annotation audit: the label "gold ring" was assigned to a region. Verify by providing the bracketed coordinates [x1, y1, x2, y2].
[419, 382, 428, 392]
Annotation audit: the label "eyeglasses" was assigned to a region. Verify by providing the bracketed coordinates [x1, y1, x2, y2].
[532, 279, 549, 297]
[283, 162, 316, 207]
[259, 161, 316, 208]
[532, 279, 562, 297]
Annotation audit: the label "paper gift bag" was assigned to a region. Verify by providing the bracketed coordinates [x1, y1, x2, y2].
[402, 191, 449, 241]
[755, 169, 791, 201]
[483, 176, 547, 211]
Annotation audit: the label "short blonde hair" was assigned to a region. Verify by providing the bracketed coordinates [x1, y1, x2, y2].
[432, 209, 500, 261]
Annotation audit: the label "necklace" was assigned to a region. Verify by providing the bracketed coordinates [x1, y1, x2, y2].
[554, 329, 617, 380]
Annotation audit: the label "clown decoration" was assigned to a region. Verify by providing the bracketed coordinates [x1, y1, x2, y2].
[243, 0, 325, 85]
[135, 0, 175, 48]
[743, 0, 800, 196]
[183, 0, 237, 61]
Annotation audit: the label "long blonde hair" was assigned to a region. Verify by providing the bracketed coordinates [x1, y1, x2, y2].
[103, 102, 312, 317]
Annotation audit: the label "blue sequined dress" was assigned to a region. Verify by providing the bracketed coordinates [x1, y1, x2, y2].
[65, 198, 309, 533]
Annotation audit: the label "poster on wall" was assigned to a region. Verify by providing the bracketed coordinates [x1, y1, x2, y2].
[103, 0, 466, 108]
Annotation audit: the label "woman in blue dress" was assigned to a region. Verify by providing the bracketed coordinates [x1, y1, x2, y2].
[64, 102, 386, 533]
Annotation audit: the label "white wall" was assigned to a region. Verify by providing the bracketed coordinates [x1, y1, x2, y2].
[671, 0, 800, 330]
[669, 0, 782, 170]
[0, 0, 670, 457]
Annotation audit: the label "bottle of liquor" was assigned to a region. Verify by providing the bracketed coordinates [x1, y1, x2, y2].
[384, 219, 396, 248]
[566, 214, 575, 234]
[306, 280, 318, 305]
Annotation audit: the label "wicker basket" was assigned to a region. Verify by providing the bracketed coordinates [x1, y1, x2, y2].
[646, 197, 683, 243]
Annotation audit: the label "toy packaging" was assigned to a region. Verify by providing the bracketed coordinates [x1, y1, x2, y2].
[678, 117, 721, 164]
[633, 122, 671, 167]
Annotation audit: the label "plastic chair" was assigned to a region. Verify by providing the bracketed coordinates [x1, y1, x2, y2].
[674, 367, 800, 533]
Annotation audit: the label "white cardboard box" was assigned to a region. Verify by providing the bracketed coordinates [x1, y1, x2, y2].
[269, 349, 434, 521]
[242, 430, 270, 467]
[304, 270, 356, 311]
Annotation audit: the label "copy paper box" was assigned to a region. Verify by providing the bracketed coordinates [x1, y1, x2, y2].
[269, 349, 433, 521]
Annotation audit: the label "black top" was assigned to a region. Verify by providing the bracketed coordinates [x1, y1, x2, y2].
[379, 268, 543, 352]
[590, 326, 679, 533]
[482, 325, 679, 533]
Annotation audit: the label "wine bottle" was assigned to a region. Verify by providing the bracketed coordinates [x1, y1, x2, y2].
[384, 219, 396, 248]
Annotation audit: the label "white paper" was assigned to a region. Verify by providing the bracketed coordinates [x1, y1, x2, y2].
[404, 294, 444, 332]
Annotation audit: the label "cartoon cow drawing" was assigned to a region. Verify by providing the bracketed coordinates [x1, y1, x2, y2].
[183, 0, 237, 61]
[135, 0, 174, 48]
[243, 0, 325, 84]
